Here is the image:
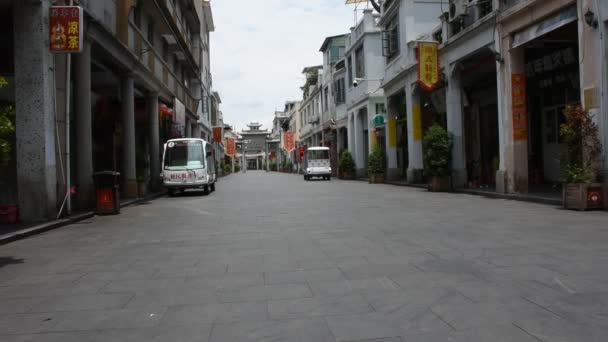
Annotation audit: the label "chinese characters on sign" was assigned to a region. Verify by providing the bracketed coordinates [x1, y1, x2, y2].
[283, 131, 295, 152]
[50, 6, 83, 53]
[512, 74, 528, 141]
[225, 138, 236, 157]
[417, 42, 440, 91]
[524, 47, 578, 90]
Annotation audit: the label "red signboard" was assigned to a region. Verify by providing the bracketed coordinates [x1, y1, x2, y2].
[213, 127, 223, 143]
[511, 74, 528, 140]
[50, 6, 83, 53]
[283, 131, 295, 152]
[225, 138, 236, 157]
[417, 42, 440, 91]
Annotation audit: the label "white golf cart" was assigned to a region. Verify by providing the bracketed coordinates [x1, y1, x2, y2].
[161, 138, 217, 195]
[303, 146, 332, 181]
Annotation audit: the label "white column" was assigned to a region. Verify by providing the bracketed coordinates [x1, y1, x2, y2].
[14, 1, 57, 221]
[405, 85, 423, 183]
[353, 111, 362, 176]
[447, 71, 467, 188]
[385, 110, 398, 180]
[122, 75, 137, 198]
[347, 113, 354, 154]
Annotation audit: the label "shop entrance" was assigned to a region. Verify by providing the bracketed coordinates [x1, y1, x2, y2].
[524, 21, 580, 187]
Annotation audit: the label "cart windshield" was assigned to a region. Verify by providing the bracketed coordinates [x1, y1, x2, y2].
[164, 140, 205, 169]
[307, 150, 329, 160]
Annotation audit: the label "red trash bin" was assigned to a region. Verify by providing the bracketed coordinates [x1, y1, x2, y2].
[93, 171, 120, 215]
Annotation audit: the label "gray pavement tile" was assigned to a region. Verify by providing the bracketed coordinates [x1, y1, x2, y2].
[185, 272, 264, 290]
[160, 302, 267, 326]
[153, 264, 227, 278]
[325, 310, 452, 342]
[78, 269, 159, 282]
[340, 263, 419, 280]
[265, 268, 345, 285]
[309, 277, 401, 298]
[101, 278, 185, 293]
[0, 331, 105, 342]
[0, 313, 61, 335]
[123, 287, 219, 308]
[209, 317, 335, 342]
[0, 297, 46, 314]
[268, 294, 373, 319]
[47, 307, 167, 332]
[29, 293, 133, 312]
[217, 283, 312, 303]
[0, 273, 84, 287]
[0, 280, 109, 299]
[343, 338, 402, 342]
[101, 325, 212, 342]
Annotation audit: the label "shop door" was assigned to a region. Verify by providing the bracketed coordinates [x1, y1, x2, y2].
[542, 106, 565, 182]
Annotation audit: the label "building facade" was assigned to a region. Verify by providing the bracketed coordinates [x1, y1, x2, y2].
[1, 0, 216, 222]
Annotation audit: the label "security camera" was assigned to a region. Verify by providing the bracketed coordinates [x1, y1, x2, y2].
[353, 78, 360, 87]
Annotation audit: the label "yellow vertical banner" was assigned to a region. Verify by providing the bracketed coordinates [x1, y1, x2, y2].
[413, 104, 422, 141]
[417, 42, 440, 91]
[388, 117, 397, 147]
[370, 128, 377, 148]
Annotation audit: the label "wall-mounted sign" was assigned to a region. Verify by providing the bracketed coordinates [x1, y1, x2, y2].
[213, 127, 223, 143]
[373, 114, 385, 127]
[283, 131, 295, 152]
[511, 74, 528, 140]
[50, 6, 83, 53]
[225, 138, 236, 157]
[417, 42, 440, 91]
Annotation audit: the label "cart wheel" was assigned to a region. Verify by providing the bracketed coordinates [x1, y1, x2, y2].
[210, 183, 216, 192]
[203, 185, 209, 194]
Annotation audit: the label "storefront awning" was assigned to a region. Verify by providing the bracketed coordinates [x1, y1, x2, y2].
[512, 6, 577, 49]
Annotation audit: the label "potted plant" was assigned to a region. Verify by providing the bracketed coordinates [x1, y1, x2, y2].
[423, 124, 452, 192]
[560, 105, 604, 211]
[223, 163, 231, 175]
[368, 145, 386, 184]
[338, 150, 355, 180]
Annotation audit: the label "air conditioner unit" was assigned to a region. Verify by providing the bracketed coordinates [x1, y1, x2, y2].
[449, 0, 468, 23]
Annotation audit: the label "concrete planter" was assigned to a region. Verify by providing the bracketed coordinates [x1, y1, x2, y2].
[428, 176, 451, 192]
[369, 174, 385, 184]
[563, 183, 604, 211]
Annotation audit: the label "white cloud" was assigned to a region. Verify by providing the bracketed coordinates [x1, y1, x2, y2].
[210, 0, 358, 132]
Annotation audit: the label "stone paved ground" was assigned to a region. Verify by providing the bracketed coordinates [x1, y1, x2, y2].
[1, 171, 608, 341]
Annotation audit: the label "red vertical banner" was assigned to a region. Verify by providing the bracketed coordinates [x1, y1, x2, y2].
[283, 131, 295, 152]
[512, 74, 528, 140]
[225, 138, 236, 157]
[213, 127, 223, 143]
[50, 6, 83, 53]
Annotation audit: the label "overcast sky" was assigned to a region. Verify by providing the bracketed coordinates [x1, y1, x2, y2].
[210, 0, 363, 133]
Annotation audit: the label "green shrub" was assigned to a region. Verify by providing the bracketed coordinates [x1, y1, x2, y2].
[234, 164, 241, 172]
[423, 125, 452, 177]
[368, 145, 385, 175]
[560, 105, 602, 183]
[339, 150, 355, 174]
[223, 163, 231, 174]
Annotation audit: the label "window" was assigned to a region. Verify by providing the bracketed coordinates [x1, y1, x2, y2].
[330, 46, 344, 64]
[147, 22, 154, 45]
[382, 15, 399, 61]
[355, 45, 365, 78]
[173, 59, 179, 74]
[347, 56, 353, 88]
[376, 103, 386, 115]
[163, 41, 169, 62]
[324, 87, 329, 112]
[334, 78, 345, 104]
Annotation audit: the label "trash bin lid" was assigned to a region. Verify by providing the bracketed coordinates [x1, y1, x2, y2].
[93, 171, 121, 176]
